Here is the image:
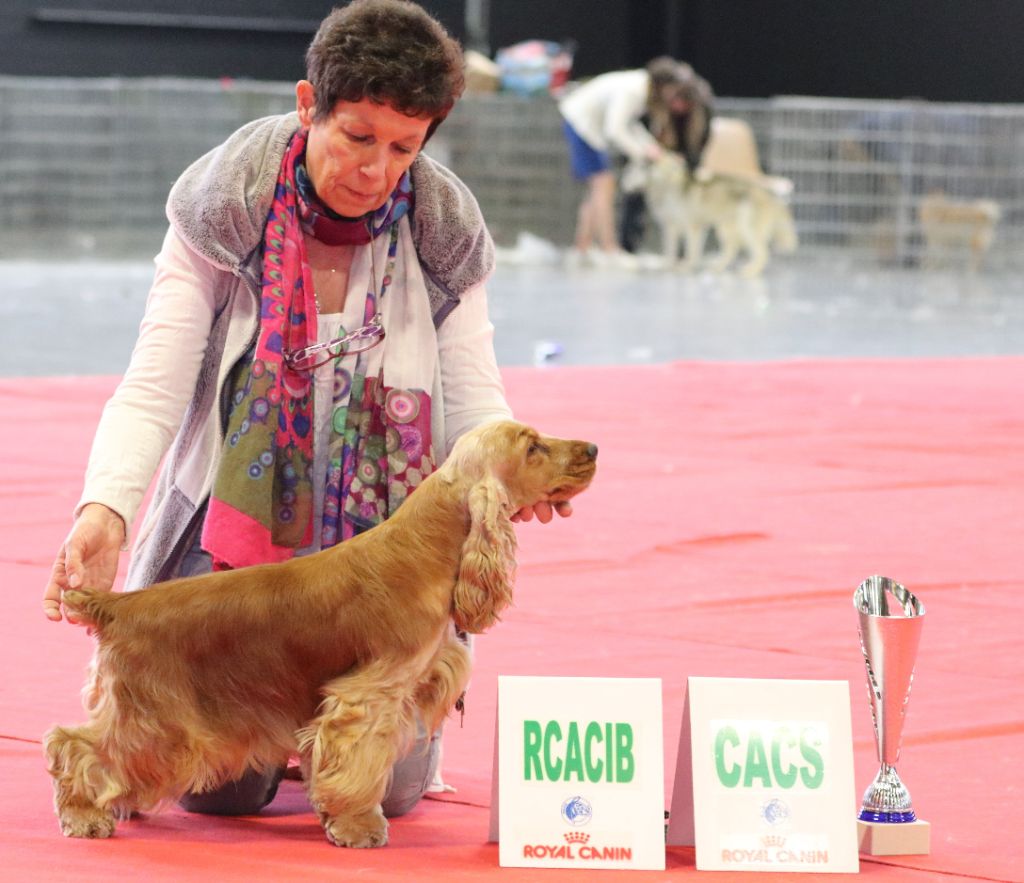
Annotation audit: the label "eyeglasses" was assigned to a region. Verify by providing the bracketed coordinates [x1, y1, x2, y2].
[283, 313, 385, 372]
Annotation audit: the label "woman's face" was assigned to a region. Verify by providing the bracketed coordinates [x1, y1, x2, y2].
[296, 80, 432, 218]
[668, 95, 693, 115]
[659, 84, 693, 115]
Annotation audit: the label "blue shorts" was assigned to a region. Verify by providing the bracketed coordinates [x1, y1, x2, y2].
[562, 120, 610, 180]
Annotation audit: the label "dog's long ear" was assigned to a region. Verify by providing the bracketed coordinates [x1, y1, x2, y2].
[452, 474, 516, 634]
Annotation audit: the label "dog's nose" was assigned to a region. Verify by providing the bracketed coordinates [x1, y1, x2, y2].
[585, 443, 598, 460]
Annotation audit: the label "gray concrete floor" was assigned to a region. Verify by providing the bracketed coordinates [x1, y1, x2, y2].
[3, 255, 1021, 377]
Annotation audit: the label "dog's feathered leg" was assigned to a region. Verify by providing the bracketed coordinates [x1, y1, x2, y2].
[298, 660, 419, 848]
[43, 724, 121, 838]
[413, 634, 473, 736]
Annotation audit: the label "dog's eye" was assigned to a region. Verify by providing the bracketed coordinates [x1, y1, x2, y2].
[527, 441, 548, 458]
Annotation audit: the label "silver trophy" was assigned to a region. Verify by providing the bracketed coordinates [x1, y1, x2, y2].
[853, 575, 924, 824]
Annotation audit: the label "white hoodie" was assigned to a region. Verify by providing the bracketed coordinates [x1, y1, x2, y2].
[558, 69, 659, 161]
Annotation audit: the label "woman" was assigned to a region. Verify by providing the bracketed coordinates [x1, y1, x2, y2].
[42, 0, 569, 818]
[559, 56, 713, 263]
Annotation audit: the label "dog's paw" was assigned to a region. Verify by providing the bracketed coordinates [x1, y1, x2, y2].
[58, 806, 116, 839]
[322, 808, 389, 848]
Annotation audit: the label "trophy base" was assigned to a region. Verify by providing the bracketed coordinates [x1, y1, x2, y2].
[857, 818, 931, 855]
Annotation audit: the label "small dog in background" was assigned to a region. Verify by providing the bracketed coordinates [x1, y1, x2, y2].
[919, 192, 1000, 271]
[44, 420, 597, 848]
[641, 152, 798, 277]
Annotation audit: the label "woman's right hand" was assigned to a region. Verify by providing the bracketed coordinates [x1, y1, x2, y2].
[43, 503, 126, 622]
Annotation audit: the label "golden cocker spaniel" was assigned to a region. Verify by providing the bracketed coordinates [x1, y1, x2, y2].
[44, 420, 597, 847]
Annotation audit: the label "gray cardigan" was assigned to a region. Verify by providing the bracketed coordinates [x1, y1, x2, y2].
[125, 113, 494, 589]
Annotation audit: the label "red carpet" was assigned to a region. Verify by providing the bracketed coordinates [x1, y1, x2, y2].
[3, 359, 1022, 881]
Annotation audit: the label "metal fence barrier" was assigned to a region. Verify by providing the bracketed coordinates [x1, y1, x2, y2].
[765, 95, 1024, 268]
[2, 77, 1022, 268]
[0, 77, 296, 257]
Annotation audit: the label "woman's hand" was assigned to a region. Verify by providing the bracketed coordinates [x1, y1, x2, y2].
[511, 501, 573, 524]
[43, 503, 126, 622]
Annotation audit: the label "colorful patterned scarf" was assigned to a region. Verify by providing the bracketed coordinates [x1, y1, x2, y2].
[201, 127, 430, 570]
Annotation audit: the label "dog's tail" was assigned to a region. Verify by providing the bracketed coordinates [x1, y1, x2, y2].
[762, 175, 794, 201]
[62, 588, 118, 628]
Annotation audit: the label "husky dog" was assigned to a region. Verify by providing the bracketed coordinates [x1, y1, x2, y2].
[641, 153, 797, 277]
[919, 192, 1000, 271]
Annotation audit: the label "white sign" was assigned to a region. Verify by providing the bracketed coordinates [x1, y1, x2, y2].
[667, 676, 859, 873]
[491, 676, 666, 871]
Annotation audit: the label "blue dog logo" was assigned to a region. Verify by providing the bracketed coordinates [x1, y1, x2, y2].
[561, 795, 593, 827]
[761, 798, 790, 826]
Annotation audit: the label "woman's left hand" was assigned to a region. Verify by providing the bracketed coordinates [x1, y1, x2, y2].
[511, 501, 573, 524]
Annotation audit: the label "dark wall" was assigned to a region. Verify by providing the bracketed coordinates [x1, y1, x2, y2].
[2, 0, 1024, 102]
[549, 0, 1024, 103]
[0, 0, 464, 80]
[656, 0, 1024, 103]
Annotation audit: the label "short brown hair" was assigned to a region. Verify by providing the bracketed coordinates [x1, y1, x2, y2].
[306, 0, 465, 138]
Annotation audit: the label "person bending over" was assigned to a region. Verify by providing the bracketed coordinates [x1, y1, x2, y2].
[559, 56, 713, 263]
[43, 0, 571, 819]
